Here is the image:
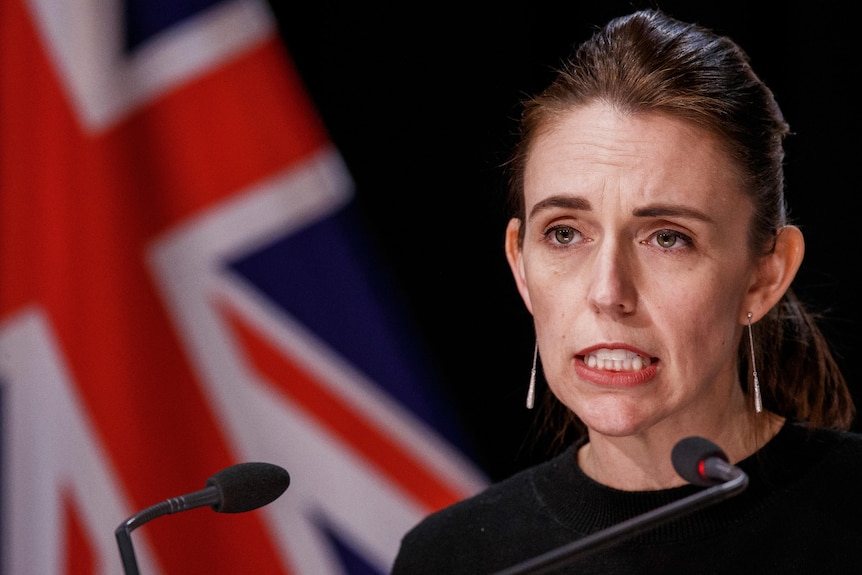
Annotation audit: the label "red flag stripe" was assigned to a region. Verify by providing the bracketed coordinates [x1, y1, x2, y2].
[224, 303, 467, 512]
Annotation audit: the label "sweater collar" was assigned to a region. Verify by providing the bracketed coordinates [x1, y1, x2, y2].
[530, 421, 817, 538]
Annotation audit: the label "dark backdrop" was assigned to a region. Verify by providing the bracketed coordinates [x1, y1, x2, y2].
[266, 1, 860, 481]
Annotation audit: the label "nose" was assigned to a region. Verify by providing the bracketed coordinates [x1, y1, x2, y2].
[587, 240, 637, 315]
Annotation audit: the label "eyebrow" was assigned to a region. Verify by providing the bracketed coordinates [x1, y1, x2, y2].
[528, 196, 591, 219]
[632, 204, 714, 223]
[528, 195, 714, 223]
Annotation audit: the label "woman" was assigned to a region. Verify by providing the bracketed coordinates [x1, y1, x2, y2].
[392, 8, 862, 574]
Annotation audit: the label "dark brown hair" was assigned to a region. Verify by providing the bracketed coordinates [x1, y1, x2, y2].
[506, 9, 855, 449]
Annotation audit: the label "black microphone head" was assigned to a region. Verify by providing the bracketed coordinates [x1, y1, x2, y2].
[206, 462, 290, 513]
[671, 436, 728, 487]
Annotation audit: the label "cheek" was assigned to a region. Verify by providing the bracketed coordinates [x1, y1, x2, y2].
[655, 287, 741, 362]
[655, 285, 718, 325]
[529, 284, 580, 371]
[525, 273, 578, 331]
[650, 258, 750, 318]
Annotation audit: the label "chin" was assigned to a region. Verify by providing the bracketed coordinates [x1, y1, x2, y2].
[576, 402, 658, 438]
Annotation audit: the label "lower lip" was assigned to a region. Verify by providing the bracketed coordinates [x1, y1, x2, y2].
[573, 357, 658, 387]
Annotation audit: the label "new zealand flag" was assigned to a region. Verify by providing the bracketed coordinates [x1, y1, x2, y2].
[0, 0, 487, 572]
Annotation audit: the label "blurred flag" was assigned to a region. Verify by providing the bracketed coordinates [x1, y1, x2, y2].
[0, 0, 487, 573]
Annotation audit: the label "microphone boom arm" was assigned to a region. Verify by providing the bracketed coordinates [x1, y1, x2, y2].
[115, 486, 221, 575]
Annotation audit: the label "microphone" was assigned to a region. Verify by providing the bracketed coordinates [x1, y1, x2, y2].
[493, 437, 747, 575]
[115, 461, 290, 575]
[671, 435, 746, 486]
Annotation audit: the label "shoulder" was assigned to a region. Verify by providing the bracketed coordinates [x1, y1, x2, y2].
[794, 423, 862, 453]
[391, 445, 579, 574]
[771, 422, 862, 485]
[809, 425, 862, 465]
[400, 457, 545, 541]
[409, 443, 578, 527]
[768, 424, 862, 531]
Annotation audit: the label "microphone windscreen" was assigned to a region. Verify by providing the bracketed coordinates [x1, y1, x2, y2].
[206, 462, 290, 513]
[671, 436, 727, 486]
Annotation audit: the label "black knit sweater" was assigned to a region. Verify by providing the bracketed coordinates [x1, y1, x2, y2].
[392, 421, 862, 574]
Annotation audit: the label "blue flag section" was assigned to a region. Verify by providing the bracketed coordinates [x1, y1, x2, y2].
[228, 202, 470, 444]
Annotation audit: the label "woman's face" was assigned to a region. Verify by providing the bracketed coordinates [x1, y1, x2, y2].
[507, 102, 759, 439]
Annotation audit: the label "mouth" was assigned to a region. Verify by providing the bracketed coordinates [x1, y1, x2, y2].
[581, 348, 653, 372]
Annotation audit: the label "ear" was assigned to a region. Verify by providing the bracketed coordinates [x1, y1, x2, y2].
[505, 218, 534, 314]
[744, 225, 804, 322]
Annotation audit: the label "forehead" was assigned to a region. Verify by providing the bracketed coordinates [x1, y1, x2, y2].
[524, 102, 744, 209]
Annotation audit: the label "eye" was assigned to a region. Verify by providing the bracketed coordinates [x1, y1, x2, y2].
[544, 225, 583, 245]
[649, 229, 692, 249]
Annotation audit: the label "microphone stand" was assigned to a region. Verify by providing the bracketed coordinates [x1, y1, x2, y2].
[492, 470, 748, 575]
[115, 487, 220, 575]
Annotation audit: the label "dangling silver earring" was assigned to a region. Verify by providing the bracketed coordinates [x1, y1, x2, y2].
[747, 312, 763, 413]
[526, 341, 538, 409]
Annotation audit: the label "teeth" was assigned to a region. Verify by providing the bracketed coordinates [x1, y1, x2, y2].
[584, 348, 651, 371]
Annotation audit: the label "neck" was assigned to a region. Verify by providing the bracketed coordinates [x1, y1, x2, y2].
[578, 411, 785, 491]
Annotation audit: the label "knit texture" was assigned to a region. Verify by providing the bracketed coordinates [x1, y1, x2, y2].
[392, 421, 862, 574]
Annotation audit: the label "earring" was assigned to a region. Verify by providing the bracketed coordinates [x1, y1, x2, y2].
[747, 312, 763, 413]
[526, 341, 538, 409]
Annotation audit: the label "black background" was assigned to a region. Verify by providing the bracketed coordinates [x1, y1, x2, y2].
[265, 1, 860, 481]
